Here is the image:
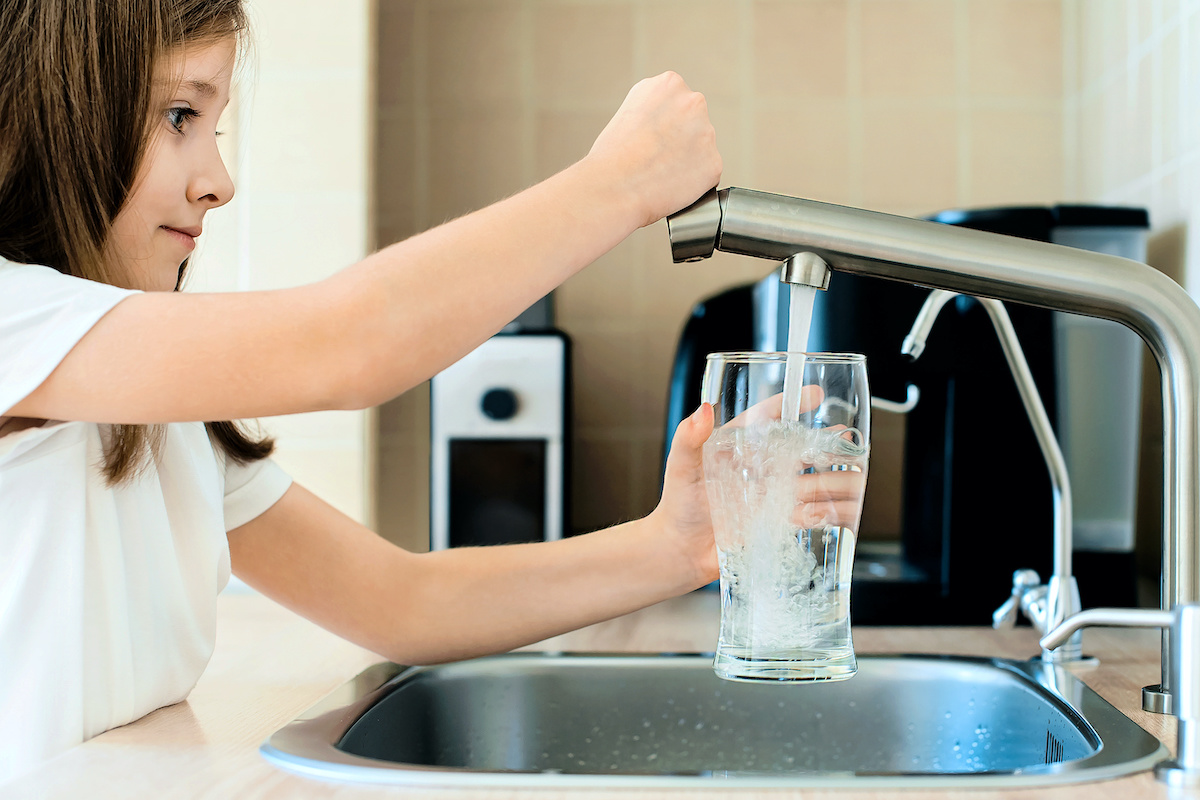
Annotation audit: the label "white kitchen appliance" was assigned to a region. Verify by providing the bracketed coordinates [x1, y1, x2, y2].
[430, 332, 568, 550]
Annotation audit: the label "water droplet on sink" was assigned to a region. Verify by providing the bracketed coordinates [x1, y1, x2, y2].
[848, 701, 856, 708]
[944, 711, 952, 719]
[778, 701, 785, 708]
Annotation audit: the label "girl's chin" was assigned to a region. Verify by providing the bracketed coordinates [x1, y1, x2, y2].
[124, 262, 186, 292]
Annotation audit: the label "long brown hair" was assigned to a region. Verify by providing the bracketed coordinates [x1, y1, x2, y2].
[0, 0, 273, 484]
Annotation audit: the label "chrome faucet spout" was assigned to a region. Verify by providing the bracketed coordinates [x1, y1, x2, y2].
[1041, 605, 1200, 788]
[903, 289, 1083, 661]
[668, 186, 1200, 711]
[780, 252, 831, 289]
[900, 290, 956, 360]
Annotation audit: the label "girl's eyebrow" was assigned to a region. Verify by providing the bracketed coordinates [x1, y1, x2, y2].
[180, 80, 218, 99]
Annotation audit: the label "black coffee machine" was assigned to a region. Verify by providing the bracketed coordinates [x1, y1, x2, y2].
[664, 205, 1149, 625]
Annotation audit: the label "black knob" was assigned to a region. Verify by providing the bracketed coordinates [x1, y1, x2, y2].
[481, 388, 519, 421]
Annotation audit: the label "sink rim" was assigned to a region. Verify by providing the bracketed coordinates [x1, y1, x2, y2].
[260, 652, 1168, 789]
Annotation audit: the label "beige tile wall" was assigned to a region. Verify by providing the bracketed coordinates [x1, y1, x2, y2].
[1062, 0, 1200, 576]
[1065, 0, 1199, 265]
[194, 0, 375, 525]
[374, 0, 1068, 550]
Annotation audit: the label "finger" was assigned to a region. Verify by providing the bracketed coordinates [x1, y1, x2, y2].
[682, 401, 715, 448]
[798, 384, 825, 414]
[664, 402, 714, 479]
[652, 69, 691, 92]
[720, 384, 826, 429]
[791, 500, 865, 530]
[794, 471, 868, 504]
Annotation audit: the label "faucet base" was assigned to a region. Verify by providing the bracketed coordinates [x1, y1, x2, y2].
[1155, 760, 1200, 788]
[1143, 684, 1173, 714]
[1037, 640, 1089, 665]
[1047, 653, 1100, 668]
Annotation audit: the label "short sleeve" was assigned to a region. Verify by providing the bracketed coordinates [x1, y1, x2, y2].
[223, 456, 294, 531]
[0, 260, 140, 415]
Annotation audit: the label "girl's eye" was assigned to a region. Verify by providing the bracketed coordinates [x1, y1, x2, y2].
[166, 106, 200, 133]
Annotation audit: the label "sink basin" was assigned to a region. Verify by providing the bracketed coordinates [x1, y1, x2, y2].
[261, 653, 1166, 788]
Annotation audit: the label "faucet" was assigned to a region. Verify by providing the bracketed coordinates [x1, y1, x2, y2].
[668, 187, 1200, 714]
[902, 289, 1084, 663]
[1042, 605, 1200, 787]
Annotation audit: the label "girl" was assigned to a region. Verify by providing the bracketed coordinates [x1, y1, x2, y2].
[0, 0, 722, 783]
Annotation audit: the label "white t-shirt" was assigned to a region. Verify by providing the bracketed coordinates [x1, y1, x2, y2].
[0, 259, 294, 785]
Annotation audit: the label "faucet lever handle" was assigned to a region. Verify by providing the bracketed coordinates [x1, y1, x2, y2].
[992, 596, 1019, 630]
[993, 569, 1042, 629]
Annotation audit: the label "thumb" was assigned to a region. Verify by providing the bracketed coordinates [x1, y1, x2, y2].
[667, 403, 714, 474]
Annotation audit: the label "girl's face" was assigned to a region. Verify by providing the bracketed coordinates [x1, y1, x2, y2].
[107, 39, 237, 291]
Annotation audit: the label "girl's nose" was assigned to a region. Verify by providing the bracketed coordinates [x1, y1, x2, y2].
[189, 141, 235, 208]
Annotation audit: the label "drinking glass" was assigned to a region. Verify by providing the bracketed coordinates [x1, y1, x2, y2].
[702, 352, 870, 682]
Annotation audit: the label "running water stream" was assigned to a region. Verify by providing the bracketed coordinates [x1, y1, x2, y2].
[781, 284, 818, 420]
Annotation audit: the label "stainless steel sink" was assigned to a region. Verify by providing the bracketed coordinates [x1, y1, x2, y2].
[261, 653, 1166, 788]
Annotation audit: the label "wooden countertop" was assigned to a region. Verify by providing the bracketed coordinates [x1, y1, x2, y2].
[5, 591, 1184, 799]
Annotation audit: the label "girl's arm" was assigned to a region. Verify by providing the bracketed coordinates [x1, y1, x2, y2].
[226, 405, 718, 665]
[8, 72, 720, 424]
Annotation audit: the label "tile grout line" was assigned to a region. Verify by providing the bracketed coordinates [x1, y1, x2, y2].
[1061, 0, 1080, 201]
[847, 0, 864, 208]
[413, 0, 430, 234]
[521, 0, 537, 191]
[954, 0, 971, 206]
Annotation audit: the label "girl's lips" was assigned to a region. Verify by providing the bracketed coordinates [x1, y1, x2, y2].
[161, 226, 197, 251]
